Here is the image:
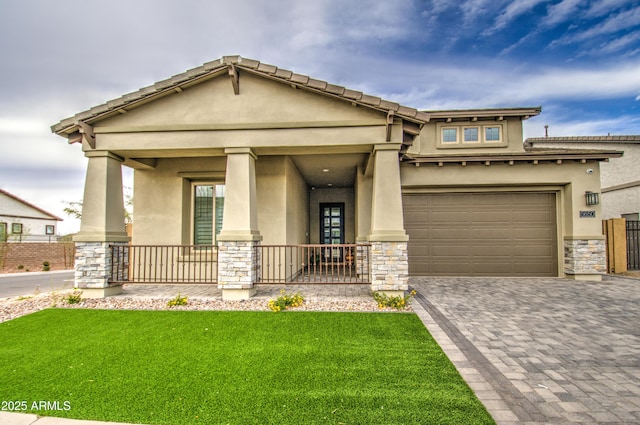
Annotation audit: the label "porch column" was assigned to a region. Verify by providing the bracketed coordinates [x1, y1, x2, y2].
[369, 144, 409, 295]
[217, 148, 262, 300]
[74, 151, 129, 298]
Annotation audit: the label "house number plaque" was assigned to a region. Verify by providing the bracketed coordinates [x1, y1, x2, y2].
[579, 211, 596, 218]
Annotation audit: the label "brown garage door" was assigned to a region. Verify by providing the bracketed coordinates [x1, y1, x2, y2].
[403, 192, 558, 276]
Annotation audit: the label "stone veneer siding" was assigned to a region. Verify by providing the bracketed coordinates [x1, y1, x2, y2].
[370, 241, 408, 291]
[217, 240, 260, 289]
[564, 239, 606, 275]
[74, 242, 127, 288]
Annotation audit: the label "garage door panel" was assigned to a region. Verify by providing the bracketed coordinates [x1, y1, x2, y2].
[431, 211, 471, 222]
[431, 229, 473, 239]
[471, 229, 512, 239]
[513, 228, 555, 239]
[471, 211, 513, 223]
[403, 192, 557, 277]
[514, 210, 555, 223]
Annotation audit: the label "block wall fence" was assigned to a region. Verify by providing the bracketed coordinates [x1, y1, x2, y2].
[0, 243, 75, 272]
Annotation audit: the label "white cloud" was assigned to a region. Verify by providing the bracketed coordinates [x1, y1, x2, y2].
[483, 0, 549, 36]
[585, 0, 636, 17]
[551, 5, 640, 46]
[543, 0, 583, 27]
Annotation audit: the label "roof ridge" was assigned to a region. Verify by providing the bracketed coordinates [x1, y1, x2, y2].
[52, 55, 432, 134]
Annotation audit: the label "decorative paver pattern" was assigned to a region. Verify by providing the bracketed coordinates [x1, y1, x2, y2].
[411, 276, 640, 425]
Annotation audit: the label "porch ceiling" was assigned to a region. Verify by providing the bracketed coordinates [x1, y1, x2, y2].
[290, 154, 367, 188]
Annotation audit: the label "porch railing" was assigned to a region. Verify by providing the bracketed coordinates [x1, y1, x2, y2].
[257, 244, 370, 284]
[110, 245, 217, 284]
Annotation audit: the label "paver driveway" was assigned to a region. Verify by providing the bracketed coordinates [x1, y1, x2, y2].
[411, 276, 640, 425]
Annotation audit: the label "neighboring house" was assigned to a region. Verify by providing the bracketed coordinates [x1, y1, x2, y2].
[0, 189, 62, 242]
[51, 56, 621, 298]
[526, 135, 640, 220]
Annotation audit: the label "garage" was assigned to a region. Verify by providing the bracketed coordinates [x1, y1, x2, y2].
[403, 192, 558, 276]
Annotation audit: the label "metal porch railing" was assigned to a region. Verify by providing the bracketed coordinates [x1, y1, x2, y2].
[257, 244, 370, 284]
[110, 245, 217, 284]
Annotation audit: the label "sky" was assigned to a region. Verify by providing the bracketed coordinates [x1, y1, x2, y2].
[1, 0, 639, 235]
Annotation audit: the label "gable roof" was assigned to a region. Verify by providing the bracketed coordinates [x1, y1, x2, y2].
[0, 189, 63, 221]
[51, 55, 540, 137]
[51, 55, 432, 136]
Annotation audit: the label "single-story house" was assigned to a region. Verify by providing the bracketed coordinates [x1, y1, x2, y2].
[51, 56, 621, 298]
[0, 189, 62, 242]
[526, 135, 639, 220]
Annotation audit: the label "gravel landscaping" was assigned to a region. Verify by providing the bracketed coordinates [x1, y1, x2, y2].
[0, 289, 409, 323]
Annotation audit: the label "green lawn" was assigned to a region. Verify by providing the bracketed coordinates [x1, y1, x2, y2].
[0, 309, 494, 425]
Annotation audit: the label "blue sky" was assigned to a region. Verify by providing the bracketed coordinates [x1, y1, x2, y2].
[1, 0, 639, 233]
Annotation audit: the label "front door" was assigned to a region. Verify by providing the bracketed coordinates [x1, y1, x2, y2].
[320, 203, 344, 245]
[320, 203, 344, 261]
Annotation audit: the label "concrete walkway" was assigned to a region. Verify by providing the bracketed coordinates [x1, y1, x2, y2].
[411, 275, 640, 425]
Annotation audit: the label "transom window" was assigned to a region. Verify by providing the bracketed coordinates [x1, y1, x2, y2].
[193, 184, 225, 245]
[440, 124, 503, 146]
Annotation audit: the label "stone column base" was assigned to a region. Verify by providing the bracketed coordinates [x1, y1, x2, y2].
[369, 241, 409, 293]
[217, 240, 260, 299]
[564, 238, 606, 281]
[74, 242, 127, 297]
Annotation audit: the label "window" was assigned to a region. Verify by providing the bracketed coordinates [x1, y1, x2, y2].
[442, 128, 458, 143]
[438, 123, 504, 147]
[485, 126, 501, 142]
[193, 184, 225, 245]
[463, 127, 479, 143]
[46, 225, 55, 235]
[0, 223, 6, 242]
[11, 223, 23, 234]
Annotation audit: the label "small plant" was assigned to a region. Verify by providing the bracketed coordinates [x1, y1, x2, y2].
[17, 265, 24, 270]
[42, 261, 51, 271]
[65, 290, 83, 304]
[167, 293, 188, 307]
[268, 289, 305, 312]
[372, 290, 417, 310]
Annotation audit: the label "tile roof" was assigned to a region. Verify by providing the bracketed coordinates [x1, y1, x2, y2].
[526, 135, 640, 144]
[52, 55, 434, 135]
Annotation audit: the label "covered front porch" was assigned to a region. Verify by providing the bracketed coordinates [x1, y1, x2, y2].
[50, 56, 426, 299]
[74, 145, 409, 299]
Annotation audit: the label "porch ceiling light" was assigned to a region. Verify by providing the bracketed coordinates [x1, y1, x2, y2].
[322, 168, 330, 172]
[585, 191, 600, 206]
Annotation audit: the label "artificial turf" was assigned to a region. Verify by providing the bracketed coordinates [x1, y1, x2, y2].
[0, 309, 495, 424]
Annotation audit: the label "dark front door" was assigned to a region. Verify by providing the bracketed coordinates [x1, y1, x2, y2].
[320, 203, 345, 262]
[320, 203, 345, 245]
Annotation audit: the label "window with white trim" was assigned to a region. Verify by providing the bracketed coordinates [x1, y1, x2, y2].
[193, 184, 225, 245]
[439, 124, 504, 146]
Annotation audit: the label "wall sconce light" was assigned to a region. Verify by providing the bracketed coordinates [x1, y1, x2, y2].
[585, 191, 600, 206]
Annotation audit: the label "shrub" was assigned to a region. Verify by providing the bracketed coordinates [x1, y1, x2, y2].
[42, 261, 50, 271]
[65, 290, 83, 304]
[268, 289, 305, 312]
[372, 289, 417, 310]
[167, 293, 188, 307]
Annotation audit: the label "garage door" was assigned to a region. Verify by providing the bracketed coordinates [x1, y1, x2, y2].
[403, 192, 558, 276]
